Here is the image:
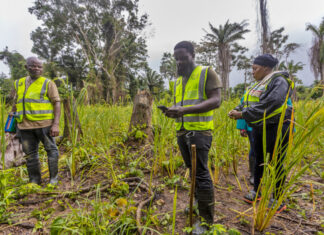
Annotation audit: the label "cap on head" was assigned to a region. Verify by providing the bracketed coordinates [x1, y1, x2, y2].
[253, 54, 278, 68]
[174, 41, 195, 56]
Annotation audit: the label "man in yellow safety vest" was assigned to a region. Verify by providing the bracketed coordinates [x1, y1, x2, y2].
[10, 57, 61, 185]
[163, 41, 222, 234]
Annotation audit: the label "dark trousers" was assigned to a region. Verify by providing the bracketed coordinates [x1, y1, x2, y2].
[247, 130, 255, 177]
[252, 122, 290, 198]
[177, 132, 213, 190]
[20, 126, 59, 173]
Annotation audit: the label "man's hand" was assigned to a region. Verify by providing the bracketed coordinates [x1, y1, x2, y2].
[165, 106, 185, 118]
[50, 124, 60, 137]
[9, 112, 15, 116]
[240, 129, 248, 137]
[228, 110, 243, 120]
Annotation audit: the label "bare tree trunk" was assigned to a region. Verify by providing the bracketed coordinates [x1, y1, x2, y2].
[128, 90, 153, 144]
[259, 0, 269, 54]
[219, 46, 229, 100]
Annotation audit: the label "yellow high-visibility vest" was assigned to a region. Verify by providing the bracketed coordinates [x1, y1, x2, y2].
[174, 66, 214, 131]
[14, 76, 54, 123]
[243, 72, 294, 124]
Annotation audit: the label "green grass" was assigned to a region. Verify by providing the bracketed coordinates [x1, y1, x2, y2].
[0, 97, 323, 234]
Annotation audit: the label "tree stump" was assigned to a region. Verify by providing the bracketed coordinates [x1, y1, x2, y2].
[0, 133, 25, 170]
[128, 90, 153, 144]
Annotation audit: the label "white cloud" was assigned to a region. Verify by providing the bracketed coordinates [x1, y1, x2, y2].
[0, 0, 40, 75]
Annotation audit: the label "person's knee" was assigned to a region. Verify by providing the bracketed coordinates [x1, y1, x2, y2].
[22, 140, 38, 156]
[46, 147, 59, 158]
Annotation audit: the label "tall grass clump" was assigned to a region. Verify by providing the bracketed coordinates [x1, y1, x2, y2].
[211, 99, 247, 184]
[152, 101, 178, 177]
[254, 97, 324, 231]
[66, 87, 88, 181]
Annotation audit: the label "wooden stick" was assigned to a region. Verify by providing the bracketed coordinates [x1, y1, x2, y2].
[189, 144, 197, 235]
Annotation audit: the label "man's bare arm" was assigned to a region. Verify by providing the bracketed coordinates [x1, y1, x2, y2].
[50, 101, 61, 137]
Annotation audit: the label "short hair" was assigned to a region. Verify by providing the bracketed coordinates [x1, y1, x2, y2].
[174, 41, 195, 56]
[26, 57, 41, 65]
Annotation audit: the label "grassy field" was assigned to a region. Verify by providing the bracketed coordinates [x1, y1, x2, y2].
[0, 98, 323, 234]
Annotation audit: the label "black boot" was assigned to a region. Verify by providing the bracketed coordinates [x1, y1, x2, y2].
[192, 189, 214, 235]
[249, 153, 255, 186]
[48, 156, 58, 185]
[26, 156, 41, 185]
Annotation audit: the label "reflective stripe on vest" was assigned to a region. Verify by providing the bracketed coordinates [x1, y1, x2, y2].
[14, 77, 54, 123]
[174, 66, 214, 131]
[243, 72, 294, 124]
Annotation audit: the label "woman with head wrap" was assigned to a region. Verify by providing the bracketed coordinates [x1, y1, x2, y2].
[228, 54, 294, 213]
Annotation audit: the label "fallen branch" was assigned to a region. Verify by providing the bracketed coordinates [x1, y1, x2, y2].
[128, 182, 150, 193]
[122, 177, 150, 188]
[0, 221, 35, 229]
[276, 214, 320, 227]
[136, 193, 155, 235]
[17, 197, 56, 206]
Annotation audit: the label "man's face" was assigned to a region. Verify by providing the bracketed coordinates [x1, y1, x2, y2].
[174, 48, 194, 77]
[252, 64, 268, 81]
[25, 59, 43, 79]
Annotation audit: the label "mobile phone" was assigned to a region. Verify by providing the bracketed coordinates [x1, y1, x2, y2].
[157, 105, 168, 112]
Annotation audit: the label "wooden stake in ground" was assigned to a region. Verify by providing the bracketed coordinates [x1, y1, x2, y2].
[189, 144, 197, 234]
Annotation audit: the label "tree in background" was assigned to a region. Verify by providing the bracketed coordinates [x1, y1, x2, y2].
[306, 18, 324, 86]
[233, 83, 246, 98]
[196, 42, 220, 76]
[0, 72, 14, 101]
[278, 61, 304, 85]
[0, 47, 27, 80]
[142, 68, 164, 98]
[29, 0, 149, 103]
[202, 20, 250, 99]
[256, 0, 270, 53]
[235, 54, 253, 90]
[266, 27, 300, 62]
[159, 52, 177, 95]
[159, 52, 177, 81]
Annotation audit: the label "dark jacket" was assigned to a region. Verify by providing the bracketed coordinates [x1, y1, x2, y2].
[241, 72, 293, 128]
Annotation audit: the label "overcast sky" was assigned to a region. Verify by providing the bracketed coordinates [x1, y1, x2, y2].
[1, 0, 323, 86]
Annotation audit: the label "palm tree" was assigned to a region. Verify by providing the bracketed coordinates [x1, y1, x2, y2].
[306, 18, 324, 86]
[143, 68, 164, 97]
[203, 20, 250, 99]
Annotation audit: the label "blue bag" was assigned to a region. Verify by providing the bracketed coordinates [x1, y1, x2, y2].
[5, 114, 17, 133]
